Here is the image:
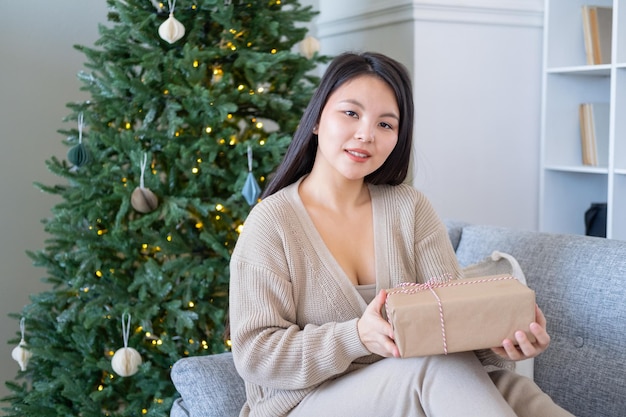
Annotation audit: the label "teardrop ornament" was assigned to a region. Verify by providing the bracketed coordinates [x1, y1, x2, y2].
[158, 13, 185, 44]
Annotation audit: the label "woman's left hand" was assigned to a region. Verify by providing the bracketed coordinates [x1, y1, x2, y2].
[491, 304, 551, 361]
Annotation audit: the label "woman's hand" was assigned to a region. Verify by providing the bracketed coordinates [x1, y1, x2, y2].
[357, 290, 400, 358]
[491, 304, 551, 361]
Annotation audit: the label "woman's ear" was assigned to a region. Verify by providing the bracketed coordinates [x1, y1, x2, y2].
[313, 124, 319, 135]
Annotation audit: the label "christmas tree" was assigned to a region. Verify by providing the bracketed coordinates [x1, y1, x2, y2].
[3, 0, 325, 415]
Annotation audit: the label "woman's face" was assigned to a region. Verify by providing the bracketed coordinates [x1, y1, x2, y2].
[312, 75, 400, 182]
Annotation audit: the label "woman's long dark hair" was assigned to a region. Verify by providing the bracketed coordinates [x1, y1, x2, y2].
[262, 51, 415, 198]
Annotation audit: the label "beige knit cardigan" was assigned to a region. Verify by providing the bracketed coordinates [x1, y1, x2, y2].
[229, 178, 461, 416]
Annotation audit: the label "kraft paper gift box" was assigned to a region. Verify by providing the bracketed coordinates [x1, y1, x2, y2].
[385, 274, 536, 358]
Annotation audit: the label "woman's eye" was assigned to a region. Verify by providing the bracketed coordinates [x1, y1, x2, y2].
[344, 110, 358, 118]
[380, 122, 393, 129]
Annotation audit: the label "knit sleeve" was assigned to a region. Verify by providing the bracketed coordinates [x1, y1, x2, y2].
[228, 198, 370, 391]
[411, 189, 462, 283]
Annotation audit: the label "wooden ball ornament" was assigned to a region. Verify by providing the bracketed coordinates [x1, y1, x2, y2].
[111, 347, 142, 377]
[131, 187, 158, 213]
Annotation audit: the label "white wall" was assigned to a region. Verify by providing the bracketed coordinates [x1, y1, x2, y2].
[317, 0, 544, 231]
[0, 0, 108, 402]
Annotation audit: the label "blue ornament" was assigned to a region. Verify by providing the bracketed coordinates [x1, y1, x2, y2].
[242, 146, 261, 205]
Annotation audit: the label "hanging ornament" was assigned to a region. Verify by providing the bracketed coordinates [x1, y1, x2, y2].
[242, 145, 261, 206]
[67, 113, 91, 167]
[158, 0, 185, 44]
[299, 35, 321, 59]
[11, 318, 32, 372]
[131, 153, 159, 213]
[111, 313, 142, 377]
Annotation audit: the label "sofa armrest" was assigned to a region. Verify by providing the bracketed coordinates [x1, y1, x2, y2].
[171, 352, 245, 417]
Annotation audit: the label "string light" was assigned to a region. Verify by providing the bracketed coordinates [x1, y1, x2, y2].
[205, 126, 212, 133]
[192, 60, 199, 68]
[215, 204, 224, 211]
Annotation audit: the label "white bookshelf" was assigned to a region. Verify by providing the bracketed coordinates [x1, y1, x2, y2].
[540, 0, 626, 239]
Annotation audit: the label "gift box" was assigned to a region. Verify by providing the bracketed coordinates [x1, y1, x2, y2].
[385, 274, 536, 358]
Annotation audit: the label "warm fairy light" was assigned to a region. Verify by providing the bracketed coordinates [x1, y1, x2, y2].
[229, 137, 237, 145]
[196, 158, 202, 163]
[229, 28, 237, 34]
[96, 270, 103, 278]
[175, 131, 181, 137]
[205, 126, 212, 133]
[83, 287, 89, 293]
[227, 114, 233, 119]
[216, 204, 224, 211]
[189, 338, 195, 344]
[257, 86, 265, 93]
[167, 235, 172, 242]
[142, 243, 148, 250]
[236, 224, 244, 234]
[142, 409, 148, 415]
[188, 301, 195, 308]
[195, 221, 203, 229]
[158, 2, 165, 8]
[256, 122, 263, 129]
[125, 122, 131, 129]
[145, 332, 151, 338]
[191, 4, 197, 9]
[260, 139, 266, 145]
[192, 167, 199, 174]
[108, 350, 115, 356]
[226, 339, 232, 347]
[157, 339, 163, 345]
[215, 215, 221, 220]
[238, 84, 245, 91]
[98, 385, 104, 391]
[271, 48, 277, 54]
[219, 138, 226, 145]
[193, 60, 199, 68]
[164, 89, 169, 95]
[136, 326, 143, 333]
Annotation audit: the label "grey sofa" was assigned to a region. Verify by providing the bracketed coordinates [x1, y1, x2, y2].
[170, 221, 626, 417]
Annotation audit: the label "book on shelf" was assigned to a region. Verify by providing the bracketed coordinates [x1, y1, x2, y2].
[581, 5, 613, 65]
[579, 103, 610, 167]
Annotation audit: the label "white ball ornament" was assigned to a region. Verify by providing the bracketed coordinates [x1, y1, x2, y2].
[111, 313, 143, 377]
[111, 347, 142, 377]
[299, 35, 320, 59]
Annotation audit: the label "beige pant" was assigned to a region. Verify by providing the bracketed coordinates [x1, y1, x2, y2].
[289, 352, 517, 417]
[489, 369, 575, 417]
[289, 353, 574, 417]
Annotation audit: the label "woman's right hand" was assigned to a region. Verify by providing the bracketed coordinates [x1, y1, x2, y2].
[357, 290, 400, 358]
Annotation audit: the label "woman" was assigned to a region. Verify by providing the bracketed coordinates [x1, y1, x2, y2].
[229, 52, 571, 416]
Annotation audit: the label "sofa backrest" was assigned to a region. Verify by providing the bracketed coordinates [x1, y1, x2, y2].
[449, 223, 626, 417]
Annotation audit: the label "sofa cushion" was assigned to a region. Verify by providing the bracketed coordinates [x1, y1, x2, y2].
[454, 225, 626, 417]
[171, 352, 244, 417]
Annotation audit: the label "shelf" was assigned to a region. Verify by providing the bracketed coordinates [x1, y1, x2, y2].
[546, 65, 611, 76]
[541, 0, 624, 239]
[544, 165, 609, 174]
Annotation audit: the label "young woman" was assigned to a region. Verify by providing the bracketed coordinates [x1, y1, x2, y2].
[229, 52, 572, 417]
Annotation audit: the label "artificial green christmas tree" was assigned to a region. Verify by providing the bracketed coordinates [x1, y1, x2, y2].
[3, 0, 325, 415]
